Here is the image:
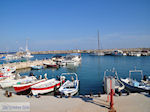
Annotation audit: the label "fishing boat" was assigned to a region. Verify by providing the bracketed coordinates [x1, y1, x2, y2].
[59, 73, 79, 96]
[30, 65, 43, 70]
[0, 54, 22, 61]
[0, 74, 15, 84]
[1, 75, 34, 88]
[103, 69, 125, 95]
[51, 55, 64, 62]
[0, 72, 15, 80]
[111, 50, 123, 56]
[120, 68, 150, 93]
[31, 76, 65, 95]
[44, 60, 59, 68]
[60, 53, 81, 66]
[13, 75, 47, 93]
[0, 66, 16, 73]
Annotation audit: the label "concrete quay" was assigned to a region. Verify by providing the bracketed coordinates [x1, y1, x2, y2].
[0, 59, 50, 70]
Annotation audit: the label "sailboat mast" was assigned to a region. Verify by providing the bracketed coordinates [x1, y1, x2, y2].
[26, 39, 28, 52]
[97, 30, 100, 50]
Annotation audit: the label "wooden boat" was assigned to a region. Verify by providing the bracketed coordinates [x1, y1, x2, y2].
[0, 66, 16, 73]
[0, 75, 36, 88]
[120, 68, 150, 93]
[31, 76, 65, 95]
[13, 76, 46, 93]
[0, 72, 14, 80]
[59, 73, 79, 96]
[30, 65, 43, 70]
[44, 60, 59, 68]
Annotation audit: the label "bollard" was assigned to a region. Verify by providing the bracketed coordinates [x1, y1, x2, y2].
[108, 80, 116, 112]
[110, 89, 114, 109]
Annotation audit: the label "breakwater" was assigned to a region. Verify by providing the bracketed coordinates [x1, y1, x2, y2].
[0, 59, 50, 70]
[31, 48, 150, 54]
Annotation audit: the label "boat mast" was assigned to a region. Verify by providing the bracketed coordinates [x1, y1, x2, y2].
[26, 39, 28, 52]
[97, 30, 100, 51]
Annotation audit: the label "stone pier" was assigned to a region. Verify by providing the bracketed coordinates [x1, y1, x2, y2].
[0, 59, 50, 70]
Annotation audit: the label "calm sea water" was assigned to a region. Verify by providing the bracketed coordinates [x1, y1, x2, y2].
[13, 54, 150, 95]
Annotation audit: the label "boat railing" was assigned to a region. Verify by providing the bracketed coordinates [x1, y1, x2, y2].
[61, 73, 78, 80]
[129, 68, 143, 80]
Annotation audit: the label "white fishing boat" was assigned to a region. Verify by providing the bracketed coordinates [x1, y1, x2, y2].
[0, 54, 22, 61]
[120, 68, 150, 93]
[103, 68, 125, 95]
[13, 75, 46, 93]
[60, 53, 81, 66]
[43, 60, 59, 68]
[0, 72, 15, 80]
[31, 76, 65, 95]
[0, 75, 36, 88]
[0, 66, 16, 74]
[0, 74, 15, 84]
[59, 73, 79, 96]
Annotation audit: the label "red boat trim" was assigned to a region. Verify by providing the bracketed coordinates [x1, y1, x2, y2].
[31, 80, 65, 91]
[14, 79, 46, 93]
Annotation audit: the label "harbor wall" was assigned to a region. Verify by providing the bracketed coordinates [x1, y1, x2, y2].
[31, 48, 150, 54]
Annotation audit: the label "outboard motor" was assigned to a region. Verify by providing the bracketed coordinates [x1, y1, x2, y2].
[143, 75, 148, 81]
[29, 72, 34, 76]
[44, 73, 47, 79]
[39, 75, 42, 80]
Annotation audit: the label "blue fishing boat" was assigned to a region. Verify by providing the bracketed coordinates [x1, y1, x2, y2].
[31, 65, 43, 70]
[120, 68, 150, 93]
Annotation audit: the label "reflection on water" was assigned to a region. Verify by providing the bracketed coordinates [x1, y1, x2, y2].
[16, 68, 31, 74]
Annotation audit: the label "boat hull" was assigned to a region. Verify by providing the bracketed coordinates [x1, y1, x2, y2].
[31, 80, 65, 95]
[121, 79, 150, 93]
[47, 65, 59, 68]
[13, 79, 46, 93]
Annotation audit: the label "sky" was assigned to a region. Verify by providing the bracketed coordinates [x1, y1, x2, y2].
[0, 0, 150, 51]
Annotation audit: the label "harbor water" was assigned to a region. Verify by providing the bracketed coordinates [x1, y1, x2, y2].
[1, 54, 150, 95]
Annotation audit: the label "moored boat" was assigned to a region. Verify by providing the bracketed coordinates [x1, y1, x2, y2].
[0, 66, 16, 73]
[31, 76, 65, 95]
[13, 76, 46, 93]
[0, 75, 36, 88]
[103, 68, 125, 95]
[44, 60, 59, 68]
[120, 68, 150, 93]
[59, 73, 79, 96]
[111, 50, 123, 56]
[30, 65, 43, 70]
